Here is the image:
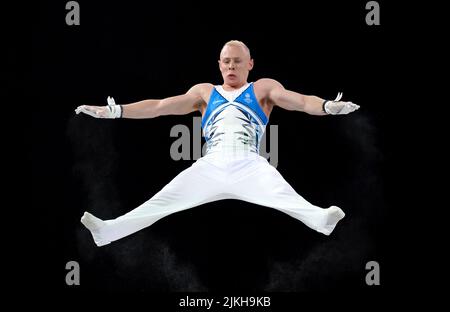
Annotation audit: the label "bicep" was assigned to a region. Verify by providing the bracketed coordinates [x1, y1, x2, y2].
[269, 86, 306, 111]
[157, 88, 203, 116]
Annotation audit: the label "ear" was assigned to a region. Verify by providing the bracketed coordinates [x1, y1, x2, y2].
[248, 58, 254, 71]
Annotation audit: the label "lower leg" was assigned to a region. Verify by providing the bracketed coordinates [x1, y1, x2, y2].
[80, 159, 226, 246]
[231, 159, 345, 235]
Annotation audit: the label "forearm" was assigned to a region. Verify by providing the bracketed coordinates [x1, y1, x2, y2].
[121, 99, 161, 119]
[303, 95, 327, 116]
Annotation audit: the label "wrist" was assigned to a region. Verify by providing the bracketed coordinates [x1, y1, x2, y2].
[322, 100, 329, 114]
[106, 103, 122, 118]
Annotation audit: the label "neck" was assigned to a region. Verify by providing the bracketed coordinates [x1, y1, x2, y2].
[222, 81, 248, 91]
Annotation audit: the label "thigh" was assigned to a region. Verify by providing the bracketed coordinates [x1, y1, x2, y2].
[229, 157, 314, 208]
[146, 158, 228, 211]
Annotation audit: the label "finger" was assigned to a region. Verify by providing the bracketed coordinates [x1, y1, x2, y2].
[77, 106, 99, 118]
[75, 106, 91, 115]
[349, 102, 360, 110]
[344, 103, 354, 113]
[348, 103, 359, 112]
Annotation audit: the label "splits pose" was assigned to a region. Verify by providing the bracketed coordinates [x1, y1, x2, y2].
[75, 41, 360, 247]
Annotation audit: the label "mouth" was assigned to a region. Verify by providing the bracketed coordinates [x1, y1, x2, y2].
[227, 74, 237, 79]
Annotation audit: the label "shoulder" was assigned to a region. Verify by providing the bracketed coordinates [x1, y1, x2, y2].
[188, 83, 214, 95]
[187, 83, 214, 104]
[253, 78, 285, 100]
[254, 78, 285, 92]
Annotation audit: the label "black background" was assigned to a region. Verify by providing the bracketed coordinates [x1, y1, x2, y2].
[29, 0, 402, 306]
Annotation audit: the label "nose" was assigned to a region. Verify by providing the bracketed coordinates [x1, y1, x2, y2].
[228, 62, 235, 70]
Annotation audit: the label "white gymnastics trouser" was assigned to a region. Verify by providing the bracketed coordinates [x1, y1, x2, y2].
[81, 152, 345, 246]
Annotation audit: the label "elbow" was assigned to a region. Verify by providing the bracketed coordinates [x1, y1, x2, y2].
[150, 99, 165, 118]
[297, 94, 307, 111]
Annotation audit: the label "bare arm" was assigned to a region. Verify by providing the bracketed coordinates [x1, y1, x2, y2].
[259, 78, 359, 116]
[75, 83, 209, 119]
[263, 79, 327, 116]
[122, 84, 205, 118]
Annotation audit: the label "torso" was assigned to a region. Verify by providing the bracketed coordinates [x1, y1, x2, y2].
[198, 79, 274, 119]
[200, 80, 272, 156]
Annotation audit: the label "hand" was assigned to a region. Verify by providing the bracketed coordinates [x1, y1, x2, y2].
[324, 92, 360, 115]
[75, 96, 122, 118]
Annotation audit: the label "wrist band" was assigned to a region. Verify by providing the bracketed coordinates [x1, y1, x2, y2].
[322, 100, 329, 114]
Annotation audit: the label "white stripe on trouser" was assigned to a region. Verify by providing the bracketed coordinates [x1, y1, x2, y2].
[83, 153, 344, 246]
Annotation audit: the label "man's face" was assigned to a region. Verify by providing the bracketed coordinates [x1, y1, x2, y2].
[219, 45, 253, 87]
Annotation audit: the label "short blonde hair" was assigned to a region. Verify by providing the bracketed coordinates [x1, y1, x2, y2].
[221, 40, 251, 57]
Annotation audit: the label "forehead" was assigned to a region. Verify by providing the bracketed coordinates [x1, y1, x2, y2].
[220, 45, 249, 58]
